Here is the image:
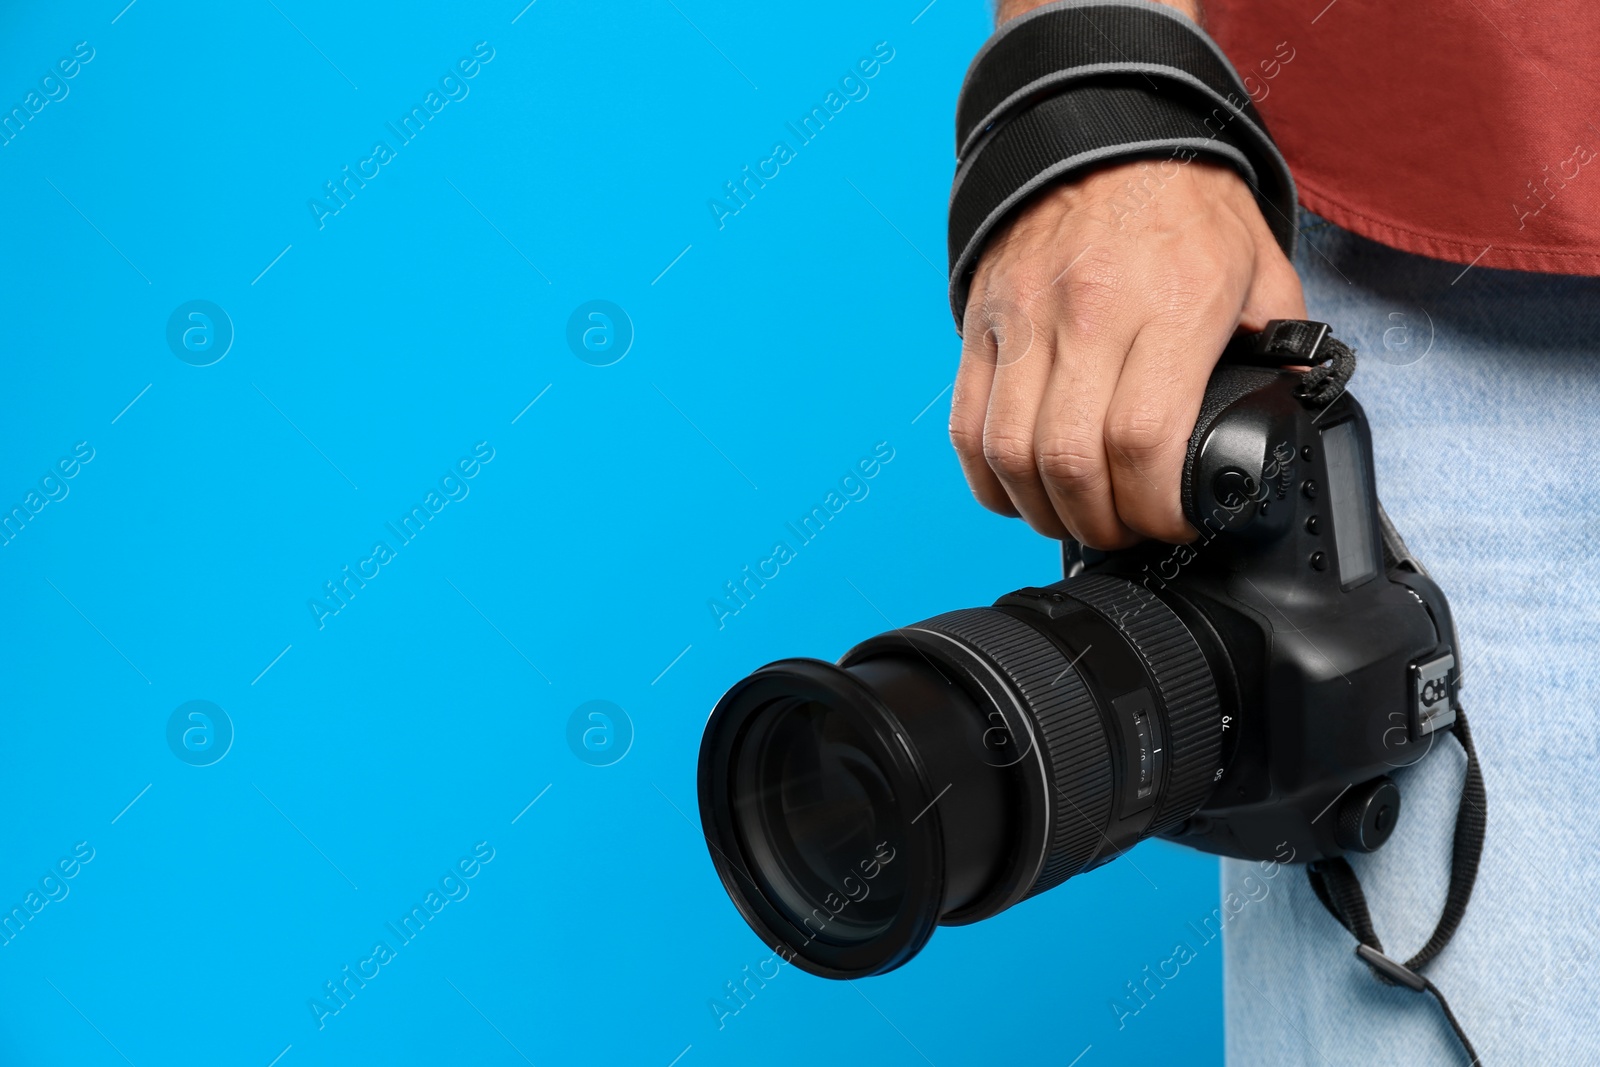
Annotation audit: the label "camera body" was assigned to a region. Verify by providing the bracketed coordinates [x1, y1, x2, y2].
[1029, 355, 1461, 866]
[696, 322, 1466, 978]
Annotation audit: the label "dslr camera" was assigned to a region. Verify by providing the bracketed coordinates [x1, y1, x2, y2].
[697, 321, 1464, 978]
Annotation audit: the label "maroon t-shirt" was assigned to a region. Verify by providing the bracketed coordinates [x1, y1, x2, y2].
[1205, 0, 1600, 275]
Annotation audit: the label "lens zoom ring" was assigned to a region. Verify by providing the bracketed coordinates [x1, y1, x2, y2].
[1060, 574, 1221, 831]
[912, 607, 1113, 897]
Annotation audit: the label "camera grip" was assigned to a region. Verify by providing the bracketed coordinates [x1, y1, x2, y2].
[1181, 320, 1346, 534]
[1180, 364, 1292, 533]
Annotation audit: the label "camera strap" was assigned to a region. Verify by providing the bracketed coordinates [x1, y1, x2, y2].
[1305, 715, 1487, 1064]
[947, 0, 1298, 329]
[1218, 317, 1356, 406]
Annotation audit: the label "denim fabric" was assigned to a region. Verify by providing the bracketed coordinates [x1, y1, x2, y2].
[1223, 211, 1600, 1065]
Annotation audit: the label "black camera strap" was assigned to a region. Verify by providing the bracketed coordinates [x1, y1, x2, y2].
[1305, 716, 1487, 1065]
[947, 0, 1298, 328]
[1218, 318, 1356, 405]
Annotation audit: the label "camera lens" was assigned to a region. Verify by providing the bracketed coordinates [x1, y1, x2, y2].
[731, 699, 909, 946]
[700, 652, 1017, 978]
[698, 574, 1226, 978]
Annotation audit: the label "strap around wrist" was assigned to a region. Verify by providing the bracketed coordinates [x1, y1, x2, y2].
[948, 0, 1298, 330]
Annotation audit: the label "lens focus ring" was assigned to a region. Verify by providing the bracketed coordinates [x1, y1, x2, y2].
[1060, 575, 1223, 832]
[910, 608, 1114, 898]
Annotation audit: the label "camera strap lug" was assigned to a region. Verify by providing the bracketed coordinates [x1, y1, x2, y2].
[1225, 319, 1331, 366]
[1411, 653, 1459, 738]
[1220, 319, 1357, 408]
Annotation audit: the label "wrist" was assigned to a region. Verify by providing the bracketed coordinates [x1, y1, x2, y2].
[952, 0, 1295, 327]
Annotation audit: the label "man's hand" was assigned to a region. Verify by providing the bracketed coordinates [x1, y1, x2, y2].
[948, 157, 1306, 549]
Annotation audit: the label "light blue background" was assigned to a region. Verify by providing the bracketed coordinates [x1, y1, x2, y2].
[0, 2, 1222, 1064]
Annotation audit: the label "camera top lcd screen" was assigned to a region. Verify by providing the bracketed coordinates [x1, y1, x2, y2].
[1321, 419, 1379, 588]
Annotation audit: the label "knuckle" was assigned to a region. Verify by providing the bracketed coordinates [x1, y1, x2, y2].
[1035, 433, 1106, 493]
[1002, 265, 1055, 308]
[982, 428, 1038, 481]
[1059, 262, 1127, 339]
[972, 305, 1041, 366]
[1062, 246, 1122, 296]
[948, 409, 985, 459]
[1104, 406, 1180, 466]
[1148, 257, 1245, 322]
[1148, 279, 1213, 325]
[961, 288, 999, 341]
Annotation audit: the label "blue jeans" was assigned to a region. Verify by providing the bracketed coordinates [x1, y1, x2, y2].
[1223, 212, 1600, 1064]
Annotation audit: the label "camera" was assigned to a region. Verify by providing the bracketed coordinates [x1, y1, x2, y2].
[696, 321, 1463, 979]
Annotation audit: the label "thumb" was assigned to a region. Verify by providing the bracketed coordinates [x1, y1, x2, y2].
[1236, 247, 1307, 330]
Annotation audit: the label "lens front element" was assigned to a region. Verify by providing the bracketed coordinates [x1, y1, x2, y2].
[732, 699, 908, 948]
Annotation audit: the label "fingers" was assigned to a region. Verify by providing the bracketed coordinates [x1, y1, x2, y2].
[948, 157, 1308, 547]
[1032, 269, 1142, 548]
[1238, 244, 1308, 329]
[1230, 178, 1307, 329]
[950, 293, 1015, 516]
[1104, 308, 1239, 543]
[1104, 245, 1305, 542]
[981, 297, 1068, 539]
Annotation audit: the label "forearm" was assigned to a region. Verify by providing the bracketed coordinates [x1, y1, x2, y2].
[995, 0, 1201, 25]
